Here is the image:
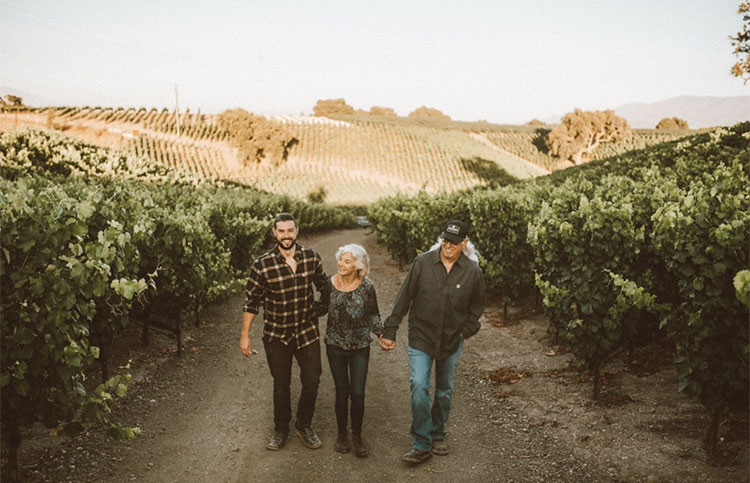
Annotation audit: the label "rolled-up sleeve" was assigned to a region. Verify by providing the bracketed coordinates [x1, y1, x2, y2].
[243, 263, 265, 314]
[311, 256, 330, 316]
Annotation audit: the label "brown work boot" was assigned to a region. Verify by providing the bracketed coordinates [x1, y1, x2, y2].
[266, 431, 288, 451]
[401, 448, 432, 464]
[431, 439, 449, 455]
[352, 433, 369, 457]
[335, 431, 351, 453]
[295, 426, 322, 449]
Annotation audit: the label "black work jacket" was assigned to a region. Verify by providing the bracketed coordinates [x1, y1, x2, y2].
[383, 249, 486, 359]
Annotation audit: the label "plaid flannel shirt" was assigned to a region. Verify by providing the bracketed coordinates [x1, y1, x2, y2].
[243, 243, 329, 349]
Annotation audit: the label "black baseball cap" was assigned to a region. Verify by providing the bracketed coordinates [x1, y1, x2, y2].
[441, 220, 469, 244]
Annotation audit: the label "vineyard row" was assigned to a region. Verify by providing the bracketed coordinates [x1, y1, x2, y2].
[0, 127, 357, 477]
[367, 122, 750, 461]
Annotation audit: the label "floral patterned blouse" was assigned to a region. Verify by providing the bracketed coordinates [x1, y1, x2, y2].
[324, 276, 383, 350]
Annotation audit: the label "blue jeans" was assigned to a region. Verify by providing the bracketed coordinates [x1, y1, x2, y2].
[326, 344, 370, 433]
[408, 339, 463, 452]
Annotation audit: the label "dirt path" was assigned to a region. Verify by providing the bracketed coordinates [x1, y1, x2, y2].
[14, 229, 748, 483]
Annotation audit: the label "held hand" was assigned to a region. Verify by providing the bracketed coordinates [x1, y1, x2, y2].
[378, 335, 388, 351]
[240, 334, 252, 357]
[379, 335, 396, 351]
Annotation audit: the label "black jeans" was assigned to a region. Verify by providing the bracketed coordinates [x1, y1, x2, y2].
[264, 338, 322, 433]
[326, 344, 370, 434]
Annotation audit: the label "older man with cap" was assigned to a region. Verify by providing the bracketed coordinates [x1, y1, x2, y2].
[379, 219, 486, 465]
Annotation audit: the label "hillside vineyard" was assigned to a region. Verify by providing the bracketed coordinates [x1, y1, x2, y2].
[0, 106, 691, 204]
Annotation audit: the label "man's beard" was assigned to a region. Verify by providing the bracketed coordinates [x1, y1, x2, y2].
[277, 236, 296, 249]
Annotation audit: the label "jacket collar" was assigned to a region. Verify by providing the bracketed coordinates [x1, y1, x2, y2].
[431, 247, 465, 267]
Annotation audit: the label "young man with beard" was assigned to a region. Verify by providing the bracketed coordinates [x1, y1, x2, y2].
[240, 213, 329, 450]
[380, 220, 486, 465]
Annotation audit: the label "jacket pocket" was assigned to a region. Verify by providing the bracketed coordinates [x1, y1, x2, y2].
[460, 318, 481, 339]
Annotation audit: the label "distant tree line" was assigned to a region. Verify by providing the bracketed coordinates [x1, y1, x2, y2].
[312, 98, 450, 120]
[309, 98, 698, 167]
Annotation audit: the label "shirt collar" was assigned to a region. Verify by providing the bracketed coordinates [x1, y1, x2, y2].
[272, 242, 302, 261]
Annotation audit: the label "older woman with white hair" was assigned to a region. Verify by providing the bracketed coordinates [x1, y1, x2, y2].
[325, 243, 382, 458]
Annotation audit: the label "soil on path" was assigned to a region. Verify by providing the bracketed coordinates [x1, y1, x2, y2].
[12, 229, 749, 483]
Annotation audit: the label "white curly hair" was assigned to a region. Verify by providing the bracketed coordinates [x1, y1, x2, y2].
[335, 243, 370, 279]
[429, 236, 481, 263]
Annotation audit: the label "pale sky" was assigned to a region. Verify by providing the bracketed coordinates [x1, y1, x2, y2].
[1, 0, 747, 124]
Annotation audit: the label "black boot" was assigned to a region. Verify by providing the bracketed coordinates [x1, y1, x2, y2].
[352, 433, 369, 457]
[335, 431, 351, 453]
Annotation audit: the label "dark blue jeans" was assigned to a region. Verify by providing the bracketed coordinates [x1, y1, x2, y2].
[264, 338, 322, 433]
[326, 344, 370, 434]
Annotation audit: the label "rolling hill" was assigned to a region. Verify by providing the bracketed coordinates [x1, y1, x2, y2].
[0, 105, 696, 204]
[613, 95, 750, 129]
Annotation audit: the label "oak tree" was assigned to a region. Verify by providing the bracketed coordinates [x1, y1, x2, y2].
[369, 106, 397, 117]
[217, 109, 297, 167]
[5, 95, 23, 106]
[546, 109, 631, 165]
[408, 106, 451, 121]
[313, 98, 355, 117]
[655, 117, 690, 130]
